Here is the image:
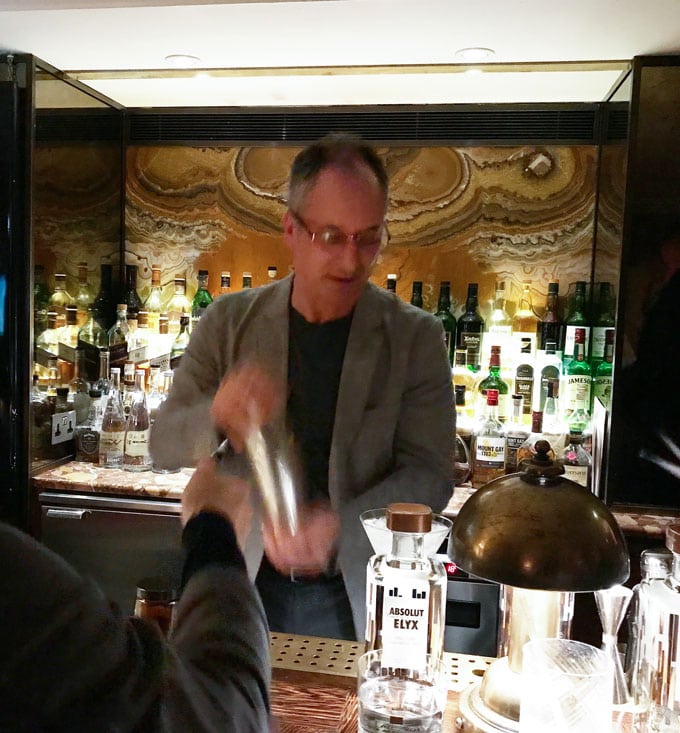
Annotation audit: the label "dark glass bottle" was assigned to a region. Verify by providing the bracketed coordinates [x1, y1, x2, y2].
[456, 283, 485, 372]
[593, 328, 614, 410]
[476, 345, 510, 422]
[410, 281, 424, 309]
[386, 274, 397, 293]
[563, 280, 590, 367]
[191, 269, 213, 328]
[537, 281, 562, 353]
[92, 263, 116, 331]
[591, 282, 616, 370]
[434, 281, 457, 366]
[123, 265, 144, 321]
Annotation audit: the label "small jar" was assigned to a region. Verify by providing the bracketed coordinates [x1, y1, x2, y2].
[133, 576, 178, 635]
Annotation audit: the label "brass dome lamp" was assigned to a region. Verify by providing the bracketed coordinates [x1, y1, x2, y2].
[449, 441, 629, 732]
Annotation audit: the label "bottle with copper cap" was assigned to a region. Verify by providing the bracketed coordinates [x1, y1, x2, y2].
[631, 524, 680, 731]
[363, 502, 448, 671]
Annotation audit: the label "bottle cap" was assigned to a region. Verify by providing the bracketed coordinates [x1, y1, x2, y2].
[386, 503, 432, 533]
[198, 269, 209, 277]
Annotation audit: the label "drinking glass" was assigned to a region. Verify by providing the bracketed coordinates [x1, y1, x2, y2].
[357, 649, 447, 733]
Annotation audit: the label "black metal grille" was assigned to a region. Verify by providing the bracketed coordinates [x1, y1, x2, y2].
[128, 104, 606, 146]
[35, 109, 123, 143]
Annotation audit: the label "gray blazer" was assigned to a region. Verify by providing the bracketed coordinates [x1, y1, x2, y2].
[151, 274, 454, 638]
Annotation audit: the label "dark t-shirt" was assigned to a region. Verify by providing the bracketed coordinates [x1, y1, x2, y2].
[287, 305, 353, 503]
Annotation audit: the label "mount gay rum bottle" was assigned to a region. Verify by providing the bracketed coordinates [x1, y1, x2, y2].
[365, 503, 447, 671]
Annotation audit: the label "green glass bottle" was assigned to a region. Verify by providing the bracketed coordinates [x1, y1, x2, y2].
[410, 281, 424, 309]
[593, 328, 614, 410]
[476, 345, 510, 422]
[590, 282, 616, 371]
[170, 315, 191, 369]
[456, 282, 485, 372]
[434, 281, 457, 366]
[564, 326, 592, 417]
[563, 281, 590, 367]
[191, 269, 213, 329]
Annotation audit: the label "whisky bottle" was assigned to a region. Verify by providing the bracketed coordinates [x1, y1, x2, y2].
[536, 340, 562, 412]
[48, 272, 74, 329]
[483, 280, 512, 372]
[511, 281, 539, 367]
[537, 281, 563, 356]
[75, 393, 101, 463]
[242, 272, 253, 290]
[563, 281, 590, 367]
[77, 305, 107, 349]
[593, 329, 614, 410]
[386, 274, 397, 294]
[364, 503, 447, 671]
[434, 281, 457, 366]
[75, 261, 94, 328]
[107, 303, 130, 369]
[476, 345, 510, 423]
[191, 269, 213, 329]
[58, 305, 80, 349]
[452, 349, 477, 419]
[69, 349, 91, 425]
[99, 367, 126, 468]
[456, 283, 485, 373]
[590, 282, 616, 370]
[505, 394, 530, 473]
[124, 369, 151, 472]
[454, 384, 473, 450]
[513, 338, 535, 424]
[564, 327, 592, 416]
[471, 388, 506, 488]
[143, 264, 164, 333]
[166, 276, 191, 335]
[94, 349, 111, 396]
[123, 265, 144, 321]
[410, 281, 424, 309]
[36, 311, 59, 354]
[217, 271, 231, 297]
[92, 263, 116, 331]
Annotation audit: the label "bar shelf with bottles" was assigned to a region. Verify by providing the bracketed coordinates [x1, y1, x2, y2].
[419, 277, 617, 493]
[31, 260, 259, 470]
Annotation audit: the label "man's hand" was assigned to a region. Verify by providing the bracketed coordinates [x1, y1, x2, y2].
[210, 362, 284, 453]
[182, 457, 253, 550]
[262, 503, 340, 577]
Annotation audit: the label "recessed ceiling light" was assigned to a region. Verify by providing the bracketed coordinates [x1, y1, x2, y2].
[164, 54, 201, 68]
[455, 47, 495, 62]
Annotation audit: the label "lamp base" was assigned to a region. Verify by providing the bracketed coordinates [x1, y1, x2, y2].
[457, 682, 519, 733]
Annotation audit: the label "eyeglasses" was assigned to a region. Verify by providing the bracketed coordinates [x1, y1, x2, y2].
[289, 209, 390, 251]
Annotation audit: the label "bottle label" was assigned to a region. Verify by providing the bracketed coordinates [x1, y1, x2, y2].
[514, 364, 534, 414]
[76, 428, 99, 459]
[565, 376, 592, 413]
[564, 325, 591, 361]
[461, 332, 482, 368]
[593, 376, 613, 409]
[380, 566, 430, 670]
[474, 436, 506, 466]
[99, 430, 124, 459]
[563, 464, 589, 488]
[591, 326, 610, 360]
[125, 429, 150, 457]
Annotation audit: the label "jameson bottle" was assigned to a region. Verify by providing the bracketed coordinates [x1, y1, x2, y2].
[456, 283, 485, 372]
[434, 281, 457, 366]
[564, 327, 592, 416]
[476, 345, 510, 422]
[593, 329, 614, 410]
[410, 281, 424, 309]
[471, 388, 506, 488]
[364, 503, 447, 671]
[92, 263, 116, 331]
[563, 280, 590, 367]
[591, 282, 616, 370]
[191, 269, 213, 329]
[537, 281, 562, 354]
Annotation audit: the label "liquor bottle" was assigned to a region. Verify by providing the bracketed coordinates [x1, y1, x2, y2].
[454, 384, 473, 450]
[590, 282, 616, 369]
[123, 264, 144, 321]
[133, 311, 150, 352]
[542, 380, 566, 436]
[483, 280, 512, 372]
[143, 264, 164, 333]
[267, 265, 278, 282]
[107, 303, 129, 349]
[471, 388, 506, 488]
[146, 366, 164, 424]
[452, 349, 477, 419]
[58, 305, 80, 349]
[505, 394, 530, 473]
[385, 274, 397, 294]
[92, 263, 116, 331]
[99, 367, 126, 468]
[166, 276, 191, 335]
[476, 345, 510, 423]
[75, 392, 101, 463]
[563, 281, 590, 367]
[409, 281, 423, 309]
[513, 338, 535, 425]
[94, 349, 111, 396]
[124, 369, 152, 472]
[456, 283, 485, 373]
[562, 431, 592, 490]
[218, 271, 231, 297]
[564, 327, 592, 416]
[53, 387, 74, 456]
[536, 281, 562, 356]
[191, 269, 213, 328]
[567, 383, 591, 435]
[170, 315, 191, 369]
[434, 281, 457, 366]
[69, 349, 91, 425]
[515, 411, 559, 467]
[36, 311, 59, 354]
[364, 503, 447, 670]
[242, 272, 253, 289]
[593, 329, 614, 410]
[46, 357, 60, 397]
[511, 281, 539, 365]
[77, 305, 107, 349]
[74, 261, 94, 328]
[536, 340, 562, 413]
[48, 272, 74, 329]
[34, 264, 51, 337]
[122, 360, 137, 413]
